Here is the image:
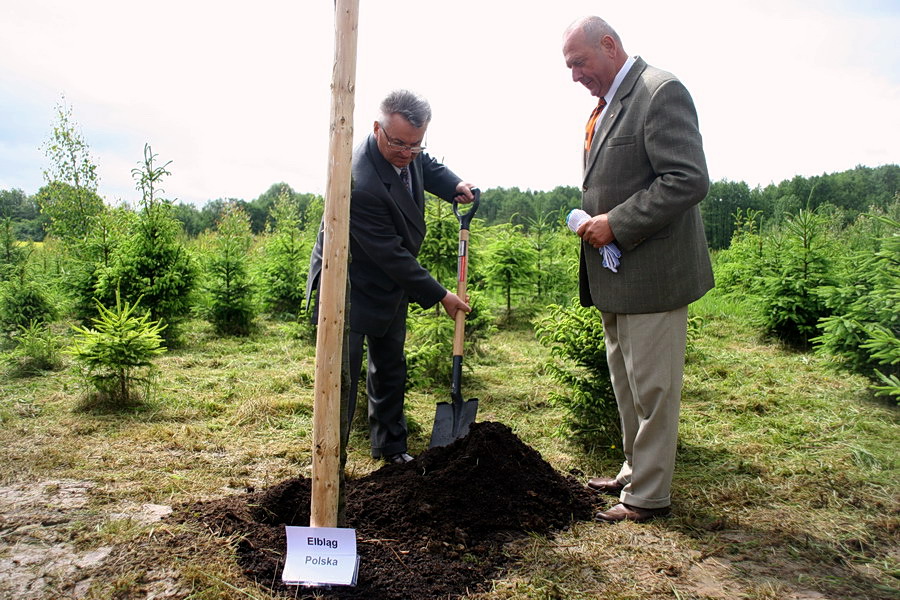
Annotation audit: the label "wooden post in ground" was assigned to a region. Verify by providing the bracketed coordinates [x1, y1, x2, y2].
[310, 0, 359, 529]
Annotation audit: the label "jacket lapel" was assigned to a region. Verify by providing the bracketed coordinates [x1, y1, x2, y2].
[583, 57, 647, 183]
[410, 159, 425, 210]
[366, 136, 426, 236]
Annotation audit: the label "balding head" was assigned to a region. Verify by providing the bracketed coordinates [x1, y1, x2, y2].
[564, 16, 623, 50]
[563, 16, 628, 99]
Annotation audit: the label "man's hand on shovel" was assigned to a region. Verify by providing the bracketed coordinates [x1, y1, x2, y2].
[453, 181, 477, 203]
[440, 291, 471, 319]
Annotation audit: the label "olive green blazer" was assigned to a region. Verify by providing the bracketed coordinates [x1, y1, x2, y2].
[579, 57, 714, 314]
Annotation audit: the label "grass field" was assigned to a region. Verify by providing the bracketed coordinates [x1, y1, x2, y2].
[1, 291, 897, 599]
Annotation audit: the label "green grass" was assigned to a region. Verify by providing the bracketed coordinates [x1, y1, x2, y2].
[1, 299, 897, 599]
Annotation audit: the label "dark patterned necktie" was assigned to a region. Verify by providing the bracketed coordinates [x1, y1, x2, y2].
[399, 166, 411, 195]
[584, 97, 607, 151]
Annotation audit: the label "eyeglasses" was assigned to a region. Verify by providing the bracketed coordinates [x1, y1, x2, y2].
[380, 126, 426, 154]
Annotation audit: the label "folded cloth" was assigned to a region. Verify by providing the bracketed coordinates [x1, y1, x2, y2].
[599, 242, 621, 273]
[566, 209, 621, 273]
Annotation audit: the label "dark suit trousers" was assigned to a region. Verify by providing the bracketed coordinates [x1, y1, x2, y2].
[347, 304, 409, 458]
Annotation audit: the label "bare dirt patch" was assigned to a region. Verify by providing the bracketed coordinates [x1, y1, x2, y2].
[173, 421, 595, 599]
[0, 479, 101, 598]
[0, 479, 181, 599]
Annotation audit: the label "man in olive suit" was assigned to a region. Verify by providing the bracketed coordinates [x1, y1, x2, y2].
[563, 17, 714, 522]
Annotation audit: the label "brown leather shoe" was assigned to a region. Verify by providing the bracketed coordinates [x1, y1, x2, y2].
[586, 477, 624, 495]
[595, 503, 670, 523]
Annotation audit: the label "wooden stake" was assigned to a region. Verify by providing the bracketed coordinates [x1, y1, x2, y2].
[310, 0, 359, 529]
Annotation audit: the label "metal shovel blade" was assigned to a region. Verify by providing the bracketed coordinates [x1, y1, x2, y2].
[429, 396, 478, 448]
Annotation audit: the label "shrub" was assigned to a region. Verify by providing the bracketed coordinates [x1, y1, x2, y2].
[712, 208, 765, 297]
[66, 207, 131, 324]
[816, 214, 899, 400]
[483, 222, 538, 315]
[406, 291, 494, 389]
[101, 145, 195, 340]
[530, 219, 580, 306]
[0, 217, 27, 281]
[872, 369, 900, 403]
[200, 204, 257, 336]
[756, 210, 836, 346]
[866, 324, 900, 403]
[533, 300, 618, 446]
[0, 270, 57, 336]
[419, 197, 465, 289]
[68, 292, 166, 405]
[257, 192, 308, 318]
[4, 320, 64, 376]
[405, 309, 453, 389]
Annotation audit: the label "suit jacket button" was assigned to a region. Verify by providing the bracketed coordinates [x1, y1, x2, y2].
[582, 185, 588, 192]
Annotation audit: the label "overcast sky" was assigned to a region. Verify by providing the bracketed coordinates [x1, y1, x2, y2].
[1, 0, 898, 207]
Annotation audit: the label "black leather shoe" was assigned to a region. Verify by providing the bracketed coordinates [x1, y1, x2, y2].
[595, 503, 670, 523]
[385, 452, 414, 464]
[586, 477, 625, 495]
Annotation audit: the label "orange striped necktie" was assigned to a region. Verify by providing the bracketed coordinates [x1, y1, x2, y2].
[584, 97, 607, 151]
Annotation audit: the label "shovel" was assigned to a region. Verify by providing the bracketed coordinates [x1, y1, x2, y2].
[429, 189, 480, 448]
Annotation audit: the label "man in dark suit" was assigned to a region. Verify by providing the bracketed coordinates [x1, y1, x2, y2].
[562, 17, 714, 522]
[307, 90, 475, 464]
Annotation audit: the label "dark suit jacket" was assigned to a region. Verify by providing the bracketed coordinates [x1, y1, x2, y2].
[307, 134, 462, 337]
[579, 57, 714, 314]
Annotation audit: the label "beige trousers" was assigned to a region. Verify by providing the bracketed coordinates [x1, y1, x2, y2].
[601, 306, 688, 509]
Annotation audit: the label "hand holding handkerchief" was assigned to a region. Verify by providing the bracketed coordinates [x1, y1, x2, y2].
[566, 209, 621, 273]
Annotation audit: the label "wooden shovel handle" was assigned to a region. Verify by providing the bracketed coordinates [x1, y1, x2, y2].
[453, 228, 469, 357]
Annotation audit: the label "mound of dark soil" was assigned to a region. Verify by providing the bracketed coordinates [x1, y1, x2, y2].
[172, 421, 596, 600]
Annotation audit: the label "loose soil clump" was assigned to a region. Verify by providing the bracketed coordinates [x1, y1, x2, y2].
[173, 421, 596, 599]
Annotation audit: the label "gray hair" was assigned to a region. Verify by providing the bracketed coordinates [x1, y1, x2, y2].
[567, 16, 622, 48]
[379, 89, 432, 129]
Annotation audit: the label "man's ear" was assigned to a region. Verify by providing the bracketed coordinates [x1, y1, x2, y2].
[600, 34, 616, 58]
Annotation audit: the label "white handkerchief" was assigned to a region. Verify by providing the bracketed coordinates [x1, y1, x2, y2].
[566, 209, 621, 273]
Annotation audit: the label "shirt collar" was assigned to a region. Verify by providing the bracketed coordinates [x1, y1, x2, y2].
[603, 55, 636, 105]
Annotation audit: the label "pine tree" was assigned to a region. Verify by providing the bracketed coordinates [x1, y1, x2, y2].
[100, 145, 195, 340]
[203, 203, 256, 335]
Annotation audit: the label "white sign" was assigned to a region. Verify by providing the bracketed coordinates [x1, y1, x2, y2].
[282, 526, 359, 587]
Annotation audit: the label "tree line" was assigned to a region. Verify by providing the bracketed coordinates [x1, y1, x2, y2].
[701, 165, 899, 249]
[3, 163, 897, 252]
[0, 99, 896, 430]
